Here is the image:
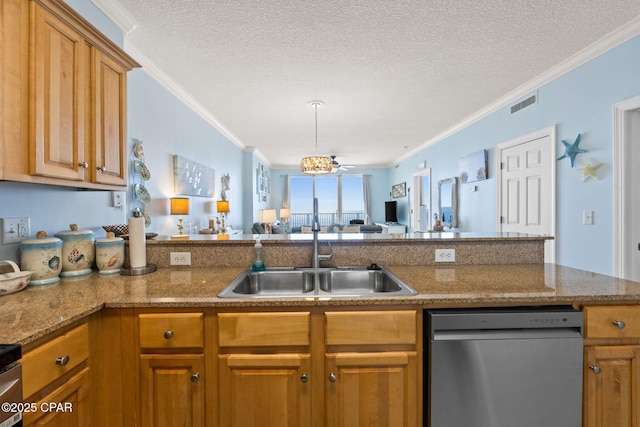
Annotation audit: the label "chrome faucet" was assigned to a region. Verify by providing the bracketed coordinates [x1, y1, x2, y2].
[312, 197, 332, 268]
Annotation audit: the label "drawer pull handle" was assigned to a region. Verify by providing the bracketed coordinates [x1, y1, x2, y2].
[300, 373, 309, 383]
[328, 372, 337, 383]
[97, 165, 106, 172]
[613, 320, 626, 329]
[589, 365, 601, 374]
[56, 355, 70, 366]
[191, 373, 199, 383]
[164, 330, 174, 339]
[78, 162, 88, 169]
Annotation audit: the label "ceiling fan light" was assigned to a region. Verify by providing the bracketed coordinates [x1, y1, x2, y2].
[301, 156, 333, 174]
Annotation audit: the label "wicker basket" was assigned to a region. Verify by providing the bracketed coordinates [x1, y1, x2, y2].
[102, 224, 128, 236]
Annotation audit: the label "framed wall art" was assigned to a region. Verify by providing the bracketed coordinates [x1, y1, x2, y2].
[256, 163, 270, 203]
[459, 149, 488, 183]
[391, 182, 407, 198]
[173, 155, 215, 197]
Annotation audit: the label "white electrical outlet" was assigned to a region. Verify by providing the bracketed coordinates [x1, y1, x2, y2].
[435, 248, 456, 263]
[170, 252, 191, 266]
[1, 217, 30, 244]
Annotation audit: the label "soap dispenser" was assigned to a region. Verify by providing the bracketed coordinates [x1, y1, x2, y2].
[251, 239, 266, 271]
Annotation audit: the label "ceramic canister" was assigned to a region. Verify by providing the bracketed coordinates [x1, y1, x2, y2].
[55, 224, 95, 277]
[20, 231, 62, 285]
[95, 232, 124, 275]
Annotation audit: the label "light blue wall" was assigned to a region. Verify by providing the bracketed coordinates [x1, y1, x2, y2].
[391, 34, 640, 275]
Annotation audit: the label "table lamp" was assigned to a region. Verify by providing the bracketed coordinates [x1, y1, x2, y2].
[259, 209, 278, 234]
[217, 200, 230, 233]
[170, 197, 190, 236]
[279, 208, 291, 223]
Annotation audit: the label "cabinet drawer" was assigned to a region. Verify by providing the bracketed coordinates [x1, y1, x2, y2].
[584, 305, 640, 338]
[218, 312, 310, 347]
[326, 310, 416, 345]
[139, 313, 204, 349]
[22, 323, 89, 398]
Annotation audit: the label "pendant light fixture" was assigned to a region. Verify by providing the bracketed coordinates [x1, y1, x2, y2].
[300, 100, 333, 174]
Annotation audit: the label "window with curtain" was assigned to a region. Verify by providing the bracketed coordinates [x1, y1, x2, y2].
[288, 175, 366, 227]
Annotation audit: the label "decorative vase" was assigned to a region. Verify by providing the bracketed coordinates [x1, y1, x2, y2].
[95, 232, 124, 275]
[55, 224, 95, 277]
[20, 231, 63, 285]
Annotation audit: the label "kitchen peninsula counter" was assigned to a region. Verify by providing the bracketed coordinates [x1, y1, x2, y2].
[2, 263, 640, 346]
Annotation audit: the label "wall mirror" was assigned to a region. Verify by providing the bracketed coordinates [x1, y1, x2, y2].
[438, 177, 458, 228]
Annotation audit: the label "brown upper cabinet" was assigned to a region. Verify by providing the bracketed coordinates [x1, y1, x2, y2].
[0, 0, 140, 189]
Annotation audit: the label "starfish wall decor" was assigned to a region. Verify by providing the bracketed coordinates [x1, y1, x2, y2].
[577, 159, 603, 182]
[557, 133, 587, 167]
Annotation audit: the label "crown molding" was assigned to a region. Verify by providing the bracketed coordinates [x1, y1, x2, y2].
[91, 0, 137, 33]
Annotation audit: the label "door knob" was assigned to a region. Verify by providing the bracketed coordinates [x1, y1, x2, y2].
[78, 162, 88, 168]
[164, 330, 174, 339]
[56, 355, 70, 366]
[97, 165, 106, 172]
[589, 365, 601, 374]
[328, 372, 337, 383]
[191, 373, 200, 383]
[300, 373, 309, 383]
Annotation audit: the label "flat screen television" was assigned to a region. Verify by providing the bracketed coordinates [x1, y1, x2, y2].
[384, 201, 398, 223]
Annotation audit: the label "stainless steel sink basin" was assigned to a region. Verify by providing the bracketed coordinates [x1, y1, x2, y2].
[217, 266, 417, 298]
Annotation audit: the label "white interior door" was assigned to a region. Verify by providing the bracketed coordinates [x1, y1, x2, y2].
[497, 127, 556, 263]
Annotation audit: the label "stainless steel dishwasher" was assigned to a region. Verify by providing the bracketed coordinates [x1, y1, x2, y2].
[426, 306, 583, 427]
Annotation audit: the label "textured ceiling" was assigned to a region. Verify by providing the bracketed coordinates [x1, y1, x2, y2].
[114, 0, 640, 169]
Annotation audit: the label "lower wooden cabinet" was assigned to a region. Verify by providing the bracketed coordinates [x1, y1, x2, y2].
[583, 304, 640, 427]
[218, 353, 311, 427]
[140, 354, 205, 427]
[22, 367, 91, 427]
[325, 351, 417, 427]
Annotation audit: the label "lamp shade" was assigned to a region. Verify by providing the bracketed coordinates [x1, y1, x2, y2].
[279, 208, 291, 219]
[170, 197, 190, 215]
[216, 200, 230, 213]
[301, 156, 333, 174]
[259, 209, 277, 223]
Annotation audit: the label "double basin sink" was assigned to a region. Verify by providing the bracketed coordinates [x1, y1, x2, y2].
[217, 265, 417, 298]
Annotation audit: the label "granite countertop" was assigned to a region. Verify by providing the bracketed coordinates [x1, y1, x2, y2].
[2, 264, 640, 345]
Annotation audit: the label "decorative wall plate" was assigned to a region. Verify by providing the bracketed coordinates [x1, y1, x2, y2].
[134, 160, 151, 181]
[133, 141, 145, 159]
[134, 184, 151, 204]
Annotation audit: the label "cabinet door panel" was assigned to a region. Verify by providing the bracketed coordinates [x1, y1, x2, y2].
[326, 352, 417, 427]
[92, 48, 126, 185]
[219, 353, 311, 427]
[140, 354, 205, 427]
[30, 4, 85, 181]
[23, 367, 91, 427]
[584, 345, 640, 427]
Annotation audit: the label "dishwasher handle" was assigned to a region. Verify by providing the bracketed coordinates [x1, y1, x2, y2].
[432, 327, 583, 341]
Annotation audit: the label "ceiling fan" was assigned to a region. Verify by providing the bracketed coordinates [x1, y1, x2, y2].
[330, 156, 355, 172]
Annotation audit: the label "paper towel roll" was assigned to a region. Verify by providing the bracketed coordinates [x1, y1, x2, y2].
[128, 216, 146, 268]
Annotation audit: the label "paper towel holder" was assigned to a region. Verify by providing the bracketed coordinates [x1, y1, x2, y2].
[121, 209, 157, 276]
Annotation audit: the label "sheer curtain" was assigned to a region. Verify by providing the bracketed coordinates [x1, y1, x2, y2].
[283, 175, 290, 208]
[362, 174, 371, 224]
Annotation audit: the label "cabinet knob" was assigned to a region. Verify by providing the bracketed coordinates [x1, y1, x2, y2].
[78, 162, 88, 169]
[328, 372, 337, 383]
[56, 355, 70, 366]
[97, 165, 106, 172]
[300, 373, 309, 383]
[612, 320, 626, 329]
[191, 373, 200, 383]
[589, 365, 602, 374]
[163, 330, 174, 339]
